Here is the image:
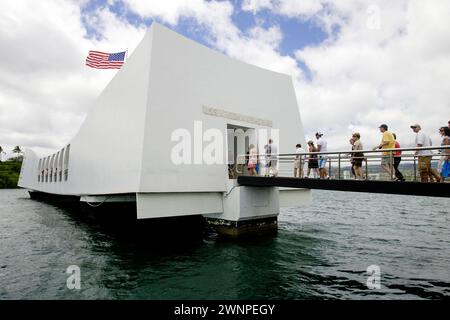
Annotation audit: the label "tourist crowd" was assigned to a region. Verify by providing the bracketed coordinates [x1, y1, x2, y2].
[245, 121, 450, 183]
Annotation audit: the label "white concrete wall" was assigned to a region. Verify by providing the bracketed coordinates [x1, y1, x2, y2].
[279, 188, 312, 208]
[19, 26, 154, 195]
[18, 23, 311, 219]
[137, 192, 223, 219]
[140, 23, 308, 193]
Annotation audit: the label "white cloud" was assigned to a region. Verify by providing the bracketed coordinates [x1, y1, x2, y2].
[242, 0, 324, 18]
[241, 0, 273, 13]
[123, 0, 302, 78]
[277, 0, 324, 17]
[2, 0, 449, 160]
[1, 0, 302, 158]
[241, 0, 450, 150]
[123, 0, 234, 28]
[0, 0, 145, 157]
[294, 0, 450, 150]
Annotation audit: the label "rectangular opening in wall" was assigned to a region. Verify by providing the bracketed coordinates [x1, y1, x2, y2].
[38, 159, 42, 182]
[226, 124, 256, 179]
[54, 152, 60, 182]
[63, 144, 70, 181]
[45, 156, 50, 182]
[59, 148, 64, 182]
[50, 154, 55, 182]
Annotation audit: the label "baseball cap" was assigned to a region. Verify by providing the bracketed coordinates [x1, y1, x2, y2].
[410, 124, 421, 129]
[378, 124, 388, 130]
[315, 132, 323, 137]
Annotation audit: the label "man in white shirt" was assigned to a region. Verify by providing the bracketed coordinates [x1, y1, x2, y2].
[410, 124, 440, 182]
[316, 132, 328, 179]
[294, 143, 305, 178]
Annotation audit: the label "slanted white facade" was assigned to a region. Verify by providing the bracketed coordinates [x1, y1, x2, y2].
[19, 23, 310, 223]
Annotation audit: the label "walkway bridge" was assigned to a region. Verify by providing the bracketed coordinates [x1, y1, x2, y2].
[236, 145, 450, 198]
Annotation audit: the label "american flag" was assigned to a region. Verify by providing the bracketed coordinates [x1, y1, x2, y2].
[85, 50, 126, 69]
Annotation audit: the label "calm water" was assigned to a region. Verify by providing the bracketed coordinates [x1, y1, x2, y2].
[0, 188, 449, 300]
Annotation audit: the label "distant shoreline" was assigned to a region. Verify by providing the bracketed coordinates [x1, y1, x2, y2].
[0, 160, 21, 189]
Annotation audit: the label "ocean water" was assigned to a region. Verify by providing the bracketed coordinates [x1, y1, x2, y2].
[0, 188, 449, 300]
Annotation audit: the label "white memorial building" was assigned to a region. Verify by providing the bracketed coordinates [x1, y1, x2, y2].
[18, 23, 310, 235]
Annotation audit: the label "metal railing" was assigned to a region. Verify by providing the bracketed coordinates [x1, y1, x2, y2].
[235, 145, 450, 182]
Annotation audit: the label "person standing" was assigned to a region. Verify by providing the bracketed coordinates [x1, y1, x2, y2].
[392, 133, 405, 182]
[349, 137, 356, 179]
[306, 140, 319, 178]
[294, 144, 305, 178]
[247, 144, 258, 176]
[373, 124, 395, 180]
[351, 133, 365, 180]
[410, 124, 440, 182]
[264, 139, 278, 177]
[438, 126, 450, 182]
[264, 141, 271, 177]
[315, 132, 328, 179]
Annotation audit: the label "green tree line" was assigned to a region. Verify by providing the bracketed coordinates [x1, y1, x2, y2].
[0, 145, 23, 188]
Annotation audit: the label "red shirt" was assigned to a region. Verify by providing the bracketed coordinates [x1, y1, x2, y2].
[394, 141, 401, 157]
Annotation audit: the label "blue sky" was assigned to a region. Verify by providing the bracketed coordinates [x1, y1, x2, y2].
[80, 0, 329, 80]
[82, 0, 329, 49]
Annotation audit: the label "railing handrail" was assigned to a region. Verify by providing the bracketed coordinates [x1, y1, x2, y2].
[238, 145, 450, 159]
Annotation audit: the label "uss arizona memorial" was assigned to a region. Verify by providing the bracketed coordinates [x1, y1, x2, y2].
[18, 23, 310, 235]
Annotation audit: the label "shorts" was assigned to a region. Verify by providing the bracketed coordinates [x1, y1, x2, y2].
[308, 158, 318, 168]
[319, 157, 327, 169]
[294, 159, 302, 169]
[418, 156, 431, 175]
[353, 159, 363, 167]
[353, 153, 364, 167]
[381, 157, 392, 165]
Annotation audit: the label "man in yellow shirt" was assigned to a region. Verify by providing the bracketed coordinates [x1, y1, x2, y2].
[373, 124, 395, 179]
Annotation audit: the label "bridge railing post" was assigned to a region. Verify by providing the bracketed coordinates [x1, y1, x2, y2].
[328, 157, 332, 179]
[413, 155, 417, 181]
[390, 152, 393, 181]
[365, 157, 368, 180]
[338, 154, 341, 180]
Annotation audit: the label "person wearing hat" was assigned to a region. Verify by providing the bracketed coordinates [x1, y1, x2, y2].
[373, 124, 396, 180]
[410, 124, 440, 182]
[315, 132, 329, 179]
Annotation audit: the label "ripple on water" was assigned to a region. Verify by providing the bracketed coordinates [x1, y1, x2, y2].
[0, 188, 449, 299]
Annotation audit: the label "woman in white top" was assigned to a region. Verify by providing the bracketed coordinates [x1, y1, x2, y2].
[247, 144, 258, 176]
[351, 133, 365, 180]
